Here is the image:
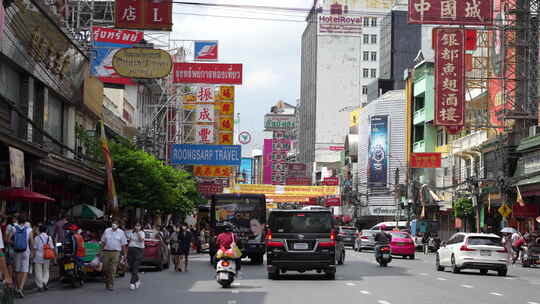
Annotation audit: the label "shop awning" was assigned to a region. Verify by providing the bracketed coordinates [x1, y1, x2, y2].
[516, 135, 540, 152]
[514, 175, 540, 187]
[0, 188, 56, 203]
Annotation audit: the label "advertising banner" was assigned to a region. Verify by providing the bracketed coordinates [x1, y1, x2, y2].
[264, 114, 296, 131]
[219, 102, 235, 116]
[228, 184, 339, 197]
[196, 86, 215, 103]
[171, 144, 241, 166]
[287, 163, 307, 177]
[196, 104, 215, 123]
[285, 177, 311, 186]
[112, 48, 172, 79]
[194, 166, 232, 178]
[9, 147, 24, 188]
[115, 0, 172, 31]
[219, 117, 234, 132]
[173, 63, 243, 84]
[408, 0, 493, 25]
[194, 41, 218, 61]
[434, 28, 465, 128]
[91, 27, 144, 85]
[367, 115, 389, 188]
[195, 125, 215, 144]
[325, 197, 341, 207]
[329, 146, 345, 151]
[219, 86, 235, 101]
[197, 182, 224, 198]
[410, 153, 442, 168]
[263, 139, 273, 184]
[240, 158, 253, 184]
[218, 132, 234, 145]
[323, 177, 339, 186]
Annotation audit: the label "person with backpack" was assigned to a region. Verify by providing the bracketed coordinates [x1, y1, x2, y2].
[33, 225, 55, 292]
[6, 216, 33, 298]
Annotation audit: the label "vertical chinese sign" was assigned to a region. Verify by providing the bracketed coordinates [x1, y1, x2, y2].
[434, 28, 465, 131]
[115, 0, 172, 31]
[263, 139, 273, 185]
[217, 86, 235, 145]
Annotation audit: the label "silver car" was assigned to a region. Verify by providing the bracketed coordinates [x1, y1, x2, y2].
[354, 230, 377, 252]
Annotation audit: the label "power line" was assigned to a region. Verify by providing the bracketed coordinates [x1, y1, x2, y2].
[173, 11, 307, 23]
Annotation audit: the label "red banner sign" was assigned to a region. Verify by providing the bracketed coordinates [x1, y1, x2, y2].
[325, 197, 341, 207]
[115, 0, 172, 31]
[513, 203, 539, 218]
[173, 63, 243, 84]
[197, 182, 224, 198]
[329, 146, 345, 151]
[285, 177, 311, 186]
[410, 153, 442, 168]
[323, 177, 339, 186]
[408, 0, 493, 25]
[434, 28, 465, 127]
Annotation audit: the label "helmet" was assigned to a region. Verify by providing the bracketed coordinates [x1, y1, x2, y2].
[379, 224, 387, 231]
[223, 223, 234, 232]
[64, 223, 79, 231]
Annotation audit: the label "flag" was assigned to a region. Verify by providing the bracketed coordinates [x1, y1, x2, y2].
[100, 121, 118, 215]
[516, 186, 525, 207]
[488, 193, 491, 214]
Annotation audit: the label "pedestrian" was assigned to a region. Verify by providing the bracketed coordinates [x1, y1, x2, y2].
[127, 222, 144, 290]
[6, 216, 33, 298]
[503, 233, 513, 263]
[53, 215, 68, 244]
[191, 226, 200, 253]
[100, 219, 127, 291]
[169, 226, 182, 271]
[0, 218, 13, 287]
[33, 225, 55, 292]
[177, 224, 192, 272]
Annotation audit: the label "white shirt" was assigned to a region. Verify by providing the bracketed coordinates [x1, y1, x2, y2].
[101, 228, 127, 251]
[0, 230, 4, 250]
[127, 230, 145, 249]
[33, 233, 54, 264]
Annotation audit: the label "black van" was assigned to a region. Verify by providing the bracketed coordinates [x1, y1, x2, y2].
[266, 210, 344, 280]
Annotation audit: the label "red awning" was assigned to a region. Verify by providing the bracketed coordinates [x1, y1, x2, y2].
[0, 188, 56, 203]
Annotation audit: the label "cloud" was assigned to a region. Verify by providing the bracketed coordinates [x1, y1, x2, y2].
[245, 69, 281, 90]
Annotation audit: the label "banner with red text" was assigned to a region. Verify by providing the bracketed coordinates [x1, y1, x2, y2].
[173, 63, 243, 84]
[408, 0, 493, 25]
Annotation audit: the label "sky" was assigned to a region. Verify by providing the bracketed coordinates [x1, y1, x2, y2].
[171, 0, 314, 156]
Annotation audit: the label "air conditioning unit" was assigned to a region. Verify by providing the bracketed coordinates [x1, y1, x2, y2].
[529, 125, 540, 137]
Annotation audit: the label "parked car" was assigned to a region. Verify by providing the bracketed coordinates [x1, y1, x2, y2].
[389, 231, 415, 259]
[371, 221, 408, 231]
[354, 230, 377, 252]
[338, 226, 358, 247]
[436, 233, 508, 276]
[266, 210, 344, 280]
[142, 229, 170, 271]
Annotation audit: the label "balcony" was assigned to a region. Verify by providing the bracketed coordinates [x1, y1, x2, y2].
[413, 140, 426, 152]
[413, 108, 426, 125]
[451, 130, 488, 154]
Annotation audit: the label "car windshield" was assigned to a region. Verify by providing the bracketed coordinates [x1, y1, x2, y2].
[362, 230, 376, 236]
[390, 232, 410, 239]
[340, 228, 357, 234]
[270, 212, 332, 233]
[467, 237, 501, 246]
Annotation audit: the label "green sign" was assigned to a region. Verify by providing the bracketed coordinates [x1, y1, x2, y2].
[264, 114, 296, 131]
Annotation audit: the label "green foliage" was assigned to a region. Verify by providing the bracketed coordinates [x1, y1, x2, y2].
[109, 141, 202, 215]
[75, 124, 102, 164]
[453, 197, 474, 218]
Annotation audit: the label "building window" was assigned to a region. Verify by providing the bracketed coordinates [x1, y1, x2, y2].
[363, 68, 369, 78]
[370, 68, 376, 78]
[371, 51, 377, 61]
[362, 85, 368, 95]
[363, 34, 369, 44]
[414, 95, 425, 111]
[371, 17, 377, 27]
[371, 34, 377, 44]
[363, 51, 369, 61]
[363, 18, 370, 26]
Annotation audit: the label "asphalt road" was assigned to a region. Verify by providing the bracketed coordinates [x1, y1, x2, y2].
[18, 249, 540, 304]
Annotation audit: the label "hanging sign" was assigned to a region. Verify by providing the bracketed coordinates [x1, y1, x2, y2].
[408, 0, 493, 25]
[112, 48, 172, 79]
[115, 0, 172, 31]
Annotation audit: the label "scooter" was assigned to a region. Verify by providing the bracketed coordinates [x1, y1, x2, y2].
[521, 241, 540, 268]
[375, 245, 392, 267]
[61, 254, 85, 288]
[216, 258, 236, 288]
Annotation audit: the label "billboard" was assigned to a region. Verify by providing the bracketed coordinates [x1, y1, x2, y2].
[264, 114, 296, 131]
[173, 63, 243, 84]
[115, 0, 172, 31]
[197, 182, 224, 198]
[408, 0, 493, 25]
[434, 28, 465, 129]
[263, 139, 273, 184]
[410, 153, 442, 168]
[91, 27, 144, 85]
[112, 48, 172, 79]
[194, 41, 218, 61]
[194, 166, 232, 177]
[9, 147, 24, 188]
[195, 125, 215, 144]
[171, 144, 241, 165]
[287, 163, 307, 177]
[240, 158, 253, 184]
[367, 115, 388, 188]
[196, 104, 215, 123]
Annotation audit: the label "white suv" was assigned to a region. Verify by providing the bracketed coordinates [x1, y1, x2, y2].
[436, 233, 508, 276]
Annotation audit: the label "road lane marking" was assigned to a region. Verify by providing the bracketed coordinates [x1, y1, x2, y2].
[460, 284, 473, 288]
[378, 300, 391, 304]
[489, 292, 503, 296]
[227, 301, 237, 304]
[232, 283, 240, 286]
[360, 290, 371, 295]
[528, 302, 539, 304]
[418, 273, 428, 276]
[504, 277, 515, 280]
[231, 290, 239, 294]
[346, 283, 356, 286]
[436, 277, 447, 281]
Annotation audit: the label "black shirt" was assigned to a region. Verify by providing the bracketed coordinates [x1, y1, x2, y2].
[374, 231, 390, 244]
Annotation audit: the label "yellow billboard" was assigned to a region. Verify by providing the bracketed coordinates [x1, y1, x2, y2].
[349, 107, 362, 127]
[226, 184, 339, 197]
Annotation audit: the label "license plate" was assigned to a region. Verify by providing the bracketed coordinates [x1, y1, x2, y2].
[345, 238, 352, 241]
[294, 243, 309, 250]
[64, 263, 75, 271]
[480, 250, 491, 256]
[383, 254, 390, 259]
[219, 272, 229, 280]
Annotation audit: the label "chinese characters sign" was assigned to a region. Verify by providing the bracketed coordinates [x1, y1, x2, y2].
[408, 0, 493, 25]
[195, 125, 214, 144]
[219, 117, 234, 132]
[219, 86, 235, 101]
[218, 132, 234, 145]
[219, 102, 234, 116]
[435, 28, 465, 127]
[196, 86, 215, 103]
[196, 104, 215, 123]
[194, 166, 232, 178]
[115, 0, 172, 31]
[410, 153, 442, 168]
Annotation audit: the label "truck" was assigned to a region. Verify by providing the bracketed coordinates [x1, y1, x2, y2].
[209, 194, 267, 265]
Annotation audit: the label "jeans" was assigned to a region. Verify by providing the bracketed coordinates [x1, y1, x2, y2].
[127, 247, 143, 284]
[33, 263, 49, 288]
[102, 251, 120, 288]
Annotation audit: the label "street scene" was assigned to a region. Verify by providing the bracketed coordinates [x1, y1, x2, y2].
[1, 0, 540, 303]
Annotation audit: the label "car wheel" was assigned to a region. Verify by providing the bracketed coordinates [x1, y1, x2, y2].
[325, 271, 335, 280]
[451, 255, 460, 274]
[480, 269, 488, 275]
[497, 268, 507, 277]
[409, 254, 415, 260]
[436, 254, 444, 272]
[268, 266, 279, 280]
[358, 247, 362, 252]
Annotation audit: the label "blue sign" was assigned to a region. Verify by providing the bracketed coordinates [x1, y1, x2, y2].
[367, 115, 388, 188]
[194, 41, 218, 61]
[171, 144, 241, 166]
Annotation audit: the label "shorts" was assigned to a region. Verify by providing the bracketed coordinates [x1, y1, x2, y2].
[14, 251, 30, 273]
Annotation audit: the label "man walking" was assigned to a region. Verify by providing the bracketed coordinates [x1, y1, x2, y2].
[7, 216, 32, 298]
[100, 220, 127, 291]
[177, 224, 192, 272]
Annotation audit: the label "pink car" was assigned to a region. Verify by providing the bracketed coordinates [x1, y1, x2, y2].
[390, 232, 416, 259]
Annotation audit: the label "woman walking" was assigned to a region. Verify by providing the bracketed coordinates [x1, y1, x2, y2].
[169, 225, 181, 271]
[127, 223, 145, 290]
[177, 224, 192, 272]
[33, 225, 55, 292]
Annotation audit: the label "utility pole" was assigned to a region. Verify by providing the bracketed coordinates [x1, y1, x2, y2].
[394, 168, 400, 227]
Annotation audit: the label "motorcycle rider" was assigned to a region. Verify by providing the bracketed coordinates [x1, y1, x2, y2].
[374, 224, 391, 260]
[216, 223, 241, 272]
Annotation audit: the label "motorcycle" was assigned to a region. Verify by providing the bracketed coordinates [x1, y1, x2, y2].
[216, 258, 236, 288]
[521, 241, 540, 268]
[61, 254, 85, 288]
[375, 244, 392, 267]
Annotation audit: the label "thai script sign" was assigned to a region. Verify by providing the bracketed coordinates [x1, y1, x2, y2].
[173, 63, 243, 84]
[112, 48, 172, 79]
[264, 115, 296, 131]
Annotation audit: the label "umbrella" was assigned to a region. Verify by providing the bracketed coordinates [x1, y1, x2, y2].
[0, 188, 55, 203]
[501, 227, 517, 234]
[67, 204, 104, 218]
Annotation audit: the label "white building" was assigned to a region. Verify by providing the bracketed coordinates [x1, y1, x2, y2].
[298, 0, 392, 178]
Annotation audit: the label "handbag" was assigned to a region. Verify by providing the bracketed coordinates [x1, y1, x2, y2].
[225, 234, 242, 259]
[42, 236, 56, 260]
